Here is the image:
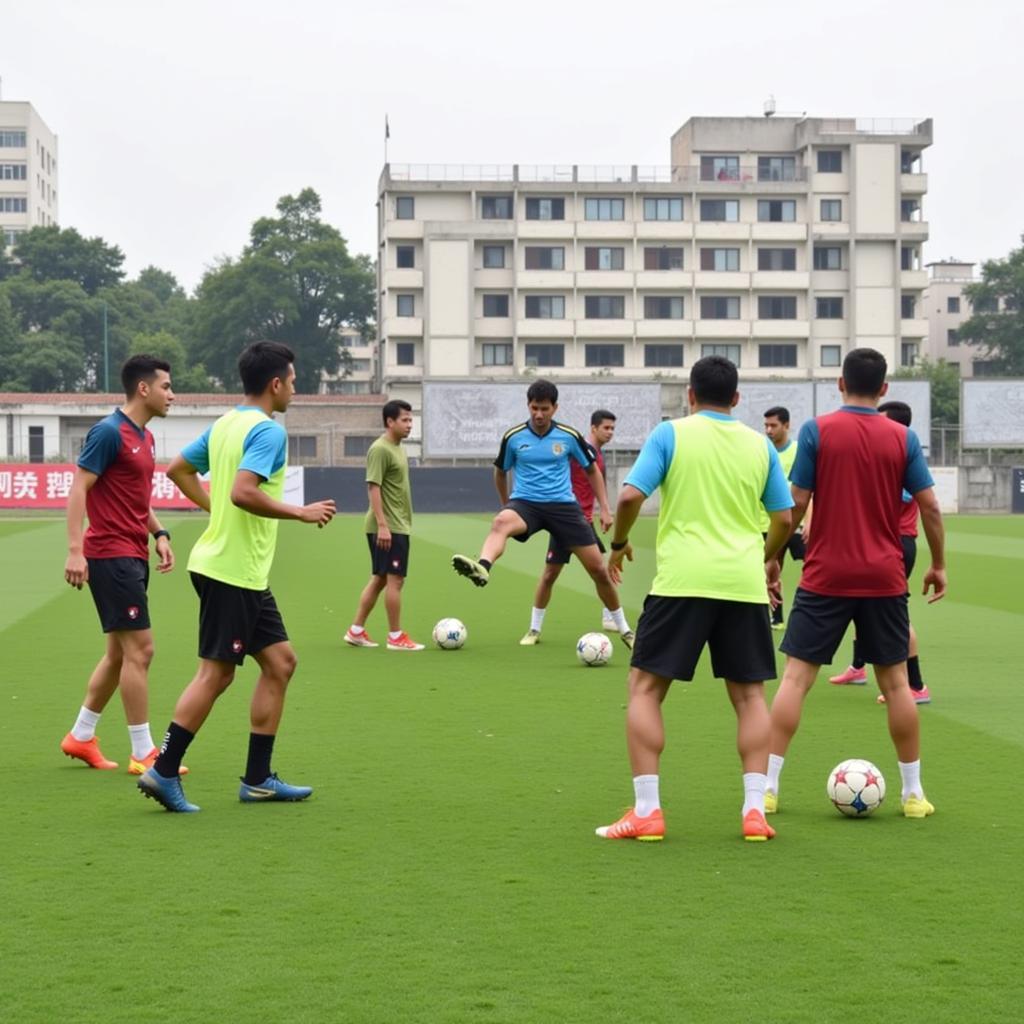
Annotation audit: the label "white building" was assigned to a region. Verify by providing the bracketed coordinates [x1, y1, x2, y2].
[318, 327, 378, 395]
[923, 259, 998, 377]
[0, 98, 58, 249]
[377, 115, 932, 405]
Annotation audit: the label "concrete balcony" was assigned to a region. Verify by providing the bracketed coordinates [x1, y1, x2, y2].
[575, 271, 633, 289]
[475, 268, 515, 288]
[810, 173, 850, 192]
[383, 316, 423, 336]
[900, 270, 929, 290]
[517, 270, 573, 289]
[810, 270, 849, 289]
[900, 173, 928, 194]
[577, 221, 634, 239]
[694, 271, 749, 289]
[752, 271, 810, 290]
[386, 269, 423, 289]
[812, 222, 851, 239]
[900, 318, 929, 337]
[900, 221, 929, 240]
[474, 318, 513, 337]
[751, 222, 807, 241]
[754, 319, 810, 338]
[693, 222, 749, 240]
[385, 221, 424, 239]
[635, 221, 693, 240]
[576, 318, 633, 337]
[518, 317, 572, 337]
[812, 319, 848, 339]
[697, 319, 749, 338]
[635, 271, 693, 289]
[636, 319, 693, 338]
[518, 220, 575, 239]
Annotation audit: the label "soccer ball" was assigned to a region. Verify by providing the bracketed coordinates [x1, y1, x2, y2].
[576, 632, 613, 667]
[826, 759, 886, 817]
[432, 618, 467, 650]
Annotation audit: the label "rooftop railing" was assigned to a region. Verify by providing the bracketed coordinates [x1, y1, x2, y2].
[385, 164, 808, 185]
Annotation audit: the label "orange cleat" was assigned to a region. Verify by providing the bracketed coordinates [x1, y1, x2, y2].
[60, 733, 118, 770]
[386, 632, 425, 651]
[742, 808, 776, 841]
[595, 807, 665, 841]
[127, 748, 188, 776]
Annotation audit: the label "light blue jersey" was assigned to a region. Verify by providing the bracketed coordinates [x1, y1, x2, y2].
[494, 421, 594, 503]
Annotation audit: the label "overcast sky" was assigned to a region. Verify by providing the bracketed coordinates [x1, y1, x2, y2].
[3, 0, 1021, 290]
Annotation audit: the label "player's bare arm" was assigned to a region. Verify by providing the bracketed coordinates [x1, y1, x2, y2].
[585, 461, 614, 532]
[493, 466, 510, 506]
[64, 468, 99, 589]
[607, 484, 642, 583]
[230, 470, 336, 527]
[147, 508, 175, 574]
[167, 453, 211, 513]
[787, 485, 812, 537]
[764, 508, 792, 606]
[914, 486, 947, 603]
[368, 483, 391, 550]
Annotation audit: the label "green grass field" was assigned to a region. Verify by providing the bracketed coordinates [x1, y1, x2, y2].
[2, 513, 1022, 1024]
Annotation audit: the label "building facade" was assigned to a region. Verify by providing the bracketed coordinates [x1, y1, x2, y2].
[923, 259, 999, 377]
[0, 99, 58, 250]
[318, 327, 378, 395]
[376, 115, 932, 406]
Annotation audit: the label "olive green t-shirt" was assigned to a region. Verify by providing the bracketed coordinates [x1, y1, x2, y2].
[363, 436, 412, 535]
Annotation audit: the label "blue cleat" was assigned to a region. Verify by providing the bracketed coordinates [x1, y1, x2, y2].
[239, 773, 313, 803]
[138, 767, 200, 813]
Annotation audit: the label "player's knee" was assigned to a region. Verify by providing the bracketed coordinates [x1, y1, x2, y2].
[586, 562, 611, 585]
[127, 638, 155, 668]
[278, 649, 298, 681]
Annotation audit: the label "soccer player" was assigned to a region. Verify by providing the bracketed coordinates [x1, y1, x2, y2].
[761, 406, 802, 630]
[520, 408, 619, 645]
[766, 349, 946, 820]
[595, 356, 793, 843]
[138, 341, 336, 813]
[451, 380, 634, 647]
[344, 398, 424, 651]
[60, 355, 178, 774]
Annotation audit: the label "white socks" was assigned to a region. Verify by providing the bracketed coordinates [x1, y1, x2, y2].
[128, 723, 155, 759]
[349, 624, 366, 635]
[71, 706, 101, 742]
[530, 607, 546, 633]
[742, 772, 767, 815]
[388, 630, 403, 641]
[898, 759, 923, 802]
[633, 774, 661, 817]
[609, 607, 629, 633]
[766, 753, 784, 794]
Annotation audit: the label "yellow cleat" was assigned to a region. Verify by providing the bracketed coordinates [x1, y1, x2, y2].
[128, 748, 188, 776]
[764, 789, 778, 814]
[902, 794, 935, 818]
[519, 629, 541, 646]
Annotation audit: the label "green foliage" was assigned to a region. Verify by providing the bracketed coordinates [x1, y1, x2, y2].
[129, 330, 217, 392]
[958, 237, 1024, 374]
[4, 225, 125, 294]
[192, 188, 375, 392]
[893, 357, 960, 424]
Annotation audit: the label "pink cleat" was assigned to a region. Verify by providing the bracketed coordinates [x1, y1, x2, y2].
[829, 665, 867, 686]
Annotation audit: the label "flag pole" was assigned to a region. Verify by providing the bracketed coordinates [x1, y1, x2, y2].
[384, 114, 390, 166]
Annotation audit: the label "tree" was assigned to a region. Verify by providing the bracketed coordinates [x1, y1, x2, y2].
[958, 237, 1024, 374]
[129, 330, 216, 392]
[5, 225, 125, 295]
[192, 189, 375, 392]
[893, 358, 960, 425]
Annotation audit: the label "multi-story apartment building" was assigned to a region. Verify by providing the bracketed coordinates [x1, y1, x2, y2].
[318, 327, 378, 395]
[377, 115, 932, 402]
[0, 99, 58, 250]
[923, 259, 999, 377]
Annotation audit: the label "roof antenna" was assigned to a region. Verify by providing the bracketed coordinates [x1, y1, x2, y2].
[764, 95, 776, 118]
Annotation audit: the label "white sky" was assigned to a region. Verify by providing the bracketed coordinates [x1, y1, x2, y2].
[3, 0, 1021, 290]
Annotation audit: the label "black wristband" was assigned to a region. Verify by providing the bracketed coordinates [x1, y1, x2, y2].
[153, 529, 171, 542]
[610, 540, 629, 551]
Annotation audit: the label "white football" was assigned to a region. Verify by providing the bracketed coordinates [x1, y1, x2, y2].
[576, 632, 613, 667]
[826, 758, 886, 816]
[432, 618, 467, 650]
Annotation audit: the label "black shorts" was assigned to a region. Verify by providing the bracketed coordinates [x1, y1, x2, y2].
[546, 522, 606, 565]
[87, 557, 151, 633]
[629, 595, 778, 684]
[507, 499, 597, 553]
[367, 533, 410, 577]
[901, 536, 917, 581]
[780, 588, 909, 667]
[763, 531, 806, 566]
[190, 572, 289, 666]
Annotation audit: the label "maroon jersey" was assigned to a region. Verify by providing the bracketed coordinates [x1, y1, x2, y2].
[899, 495, 919, 538]
[570, 441, 602, 521]
[77, 410, 155, 560]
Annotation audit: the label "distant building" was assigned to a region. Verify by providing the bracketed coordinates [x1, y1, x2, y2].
[0, 98, 58, 250]
[924, 259, 1000, 377]
[319, 327, 377, 395]
[377, 114, 932, 407]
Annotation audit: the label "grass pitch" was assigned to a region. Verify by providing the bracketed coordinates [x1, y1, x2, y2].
[1, 513, 1021, 1023]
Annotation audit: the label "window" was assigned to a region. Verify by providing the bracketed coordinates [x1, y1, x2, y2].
[524, 246, 564, 270]
[700, 155, 739, 181]
[584, 247, 624, 270]
[483, 245, 505, 269]
[700, 296, 740, 319]
[759, 344, 797, 368]
[700, 247, 740, 272]
[947, 329, 960, 347]
[758, 296, 797, 319]
[525, 197, 565, 221]
[0, 131, 27, 147]
[524, 295, 565, 319]
[758, 156, 796, 181]
[700, 199, 739, 222]
[900, 341, 918, 367]
[2, 228, 24, 247]
[901, 294, 916, 319]
[813, 246, 843, 270]
[524, 343, 564, 367]
[0, 197, 28, 212]
[584, 296, 625, 319]
[483, 294, 510, 317]
[820, 345, 842, 367]
[28, 425, 44, 463]
[344, 435, 377, 457]
[643, 197, 683, 221]
[481, 195, 513, 219]
[644, 296, 684, 319]
[900, 246, 918, 271]
[816, 297, 844, 319]
[395, 342, 415, 366]
[901, 150, 919, 174]
[757, 200, 796, 222]
[701, 343, 741, 365]
[817, 150, 842, 173]
[972, 295, 998, 312]
[288, 435, 317, 461]
[584, 197, 625, 221]
[585, 344, 625, 367]
[973, 360, 998, 376]
[395, 196, 414, 219]
[757, 248, 796, 271]
[644, 344, 684, 368]
[395, 245, 414, 269]
[482, 342, 513, 366]
[396, 294, 415, 317]
[0, 163, 27, 179]
[644, 247, 684, 270]
[947, 296, 960, 313]
[820, 199, 842, 222]
[900, 199, 921, 222]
